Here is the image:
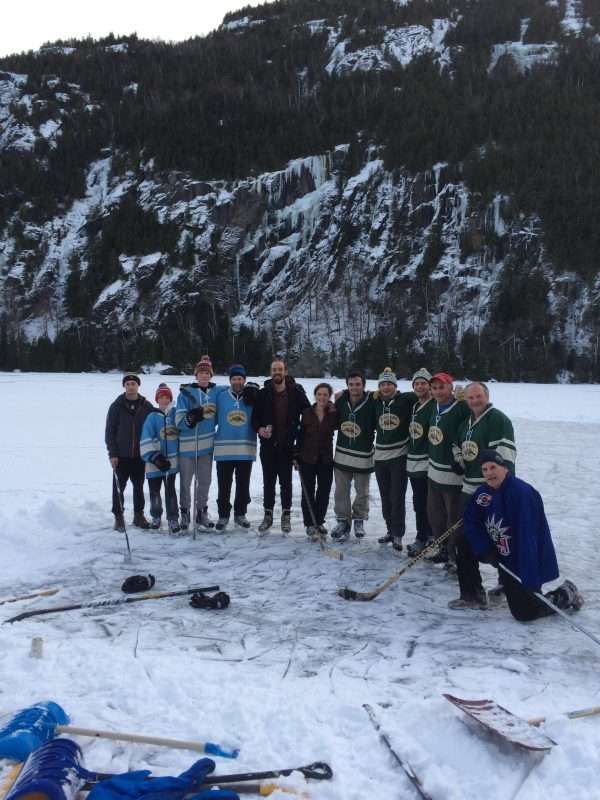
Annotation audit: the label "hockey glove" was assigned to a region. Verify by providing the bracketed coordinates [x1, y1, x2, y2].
[189, 591, 230, 610]
[185, 407, 205, 428]
[151, 453, 171, 471]
[242, 382, 260, 405]
[121, 574, 156, 593]
[451, 461, 465, 476]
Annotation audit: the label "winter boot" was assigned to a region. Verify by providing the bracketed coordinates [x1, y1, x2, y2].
[378, 532, 393, 544]
[426, 546, 448, 564]
[234, 514, 251, 529]
[133, 512, 150, 530]
[281, 510, 292, 533]
[306, 526, 320, 541]
[215, 516, 229, 532]
[392, 537, 403, 552]
[150, 517, 161, 530]
[197, 509, 215, 531]
[258, 509, 273, 533]
[331, 520, 351, 542]
[407, 539, 427, 557]
[448, 593, 488, 610]
[317, 524, 328, 537]
[353, 519, 366, 539]
[168, 519, 181, 535]
[113, 513, 126, 533]
[180, 509, 190, 531]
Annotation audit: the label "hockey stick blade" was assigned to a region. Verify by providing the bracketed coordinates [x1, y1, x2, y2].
[338, 519, 462, 601]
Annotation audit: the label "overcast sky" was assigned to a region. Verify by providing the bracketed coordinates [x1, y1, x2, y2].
[0, 0, 266, 57]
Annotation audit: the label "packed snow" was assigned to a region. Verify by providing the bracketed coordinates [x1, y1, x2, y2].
[1, 372, 599, 799]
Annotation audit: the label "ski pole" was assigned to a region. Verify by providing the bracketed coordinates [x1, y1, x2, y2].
[498, 563, 600, 648]
[113, 469, 132, 563]
[297, 466, 343, 561]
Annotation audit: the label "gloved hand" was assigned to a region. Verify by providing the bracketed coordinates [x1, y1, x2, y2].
[242, 382, 260, 405]
[451, 461, 465, 476]
[151, 453, 171, 471]
[121, 574, 156, 593]
[185, 406, 205, 427]
[481, 548, 499, 567]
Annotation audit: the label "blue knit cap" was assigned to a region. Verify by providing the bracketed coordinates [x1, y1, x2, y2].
[229, 364, 246, 378]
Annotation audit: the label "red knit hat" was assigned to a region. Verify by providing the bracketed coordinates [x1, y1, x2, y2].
[194, 355, 213, 376]
[430, 372, 453, 385]
[155, 383, 173, 402]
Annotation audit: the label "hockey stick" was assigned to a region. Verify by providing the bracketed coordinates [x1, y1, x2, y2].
[338, 518, 463, 601]
[498, 563, 600, 648]
[85, 761, 332, 788]
[297, 467, 343, 561]
[3, 585, 219, 624]
[363, 704, 432, 800]
[528, 705, 600, 726]
[0, 588, 59, 606]
[113, 469, 132, 563]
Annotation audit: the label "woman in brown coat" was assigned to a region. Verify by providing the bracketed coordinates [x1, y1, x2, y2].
[295, 383, 339, 538]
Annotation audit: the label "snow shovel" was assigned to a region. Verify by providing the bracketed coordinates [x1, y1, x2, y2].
[0, 702, 239, 762]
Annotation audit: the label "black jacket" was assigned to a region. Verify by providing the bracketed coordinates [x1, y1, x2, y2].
[251, 377, 310, 452]
[105, 393, 154, 459]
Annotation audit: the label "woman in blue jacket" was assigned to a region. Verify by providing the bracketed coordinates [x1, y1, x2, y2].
[141, 384, 180, 534]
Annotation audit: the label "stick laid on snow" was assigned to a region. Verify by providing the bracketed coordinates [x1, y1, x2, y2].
[0, 588, 59, 606]
[3, 585, 220, 624]
[338, 519, 462, 601]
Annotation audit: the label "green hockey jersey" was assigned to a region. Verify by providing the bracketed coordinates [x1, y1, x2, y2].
[334, 391, 376, 473]
[456, 404, 516, 495]
[407, 397, 435, 477]
[427, 399, 470, 490]
[373, 391, 416, 462]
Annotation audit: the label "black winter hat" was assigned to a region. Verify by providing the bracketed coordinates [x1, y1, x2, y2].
[478, 449, 507, 467]
[122, 373, 141, 386]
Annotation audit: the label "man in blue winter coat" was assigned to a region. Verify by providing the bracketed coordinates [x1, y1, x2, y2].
[461, 450, 583, 620]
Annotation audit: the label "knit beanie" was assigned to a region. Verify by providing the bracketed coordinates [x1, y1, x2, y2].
[155, 383, 173, 402]
[377, 366, 397, 386]
[194, 355, 214, 377]
[478, 449, 507, 467]
[411, 367, 432, 385]
[229, 364, 246, 378]
[122, 373, 141, 386]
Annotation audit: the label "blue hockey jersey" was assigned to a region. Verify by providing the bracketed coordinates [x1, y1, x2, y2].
[464, 474, 559, 590]
[175, 383, 228, 458]
[140, 406, 179, 478]
[214, 389, 257, 462]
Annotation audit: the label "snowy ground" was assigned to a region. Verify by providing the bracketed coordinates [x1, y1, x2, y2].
[1, 372, 600, 800]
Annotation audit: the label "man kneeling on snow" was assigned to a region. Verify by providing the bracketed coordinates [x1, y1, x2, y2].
[457, 450, 583, 621]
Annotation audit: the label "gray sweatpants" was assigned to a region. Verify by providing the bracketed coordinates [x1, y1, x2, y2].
[179, 454, 213, 513]
[334, 468, 371, 521]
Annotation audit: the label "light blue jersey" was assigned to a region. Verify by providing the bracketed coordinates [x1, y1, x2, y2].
[214, 389, 257, 462]
[140, 406, 179, 478]
[175, 382, 228, 457]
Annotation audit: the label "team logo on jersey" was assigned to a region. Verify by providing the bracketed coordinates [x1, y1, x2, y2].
[485, 513, 511, 556]
[462, 440, 479, 462]
[227, 410, 247, 427]
[341, 421, 361, 439]
[409, 421, 423, 440]
[379, 413, 400, 431]
[476, 492, 493, 508]
[160, 425, 179, 441]
[203, 403, 216, 419]
[428, 426, 444, 445]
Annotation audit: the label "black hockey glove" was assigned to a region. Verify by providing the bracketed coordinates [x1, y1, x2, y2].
[121, 574, 156, 593]
[185, 406, 205, 427]
[242, 382, 260, 405]
[189, 591, 230, 610]
[151, 453, 171, 471]
[451, 461, 465, 476]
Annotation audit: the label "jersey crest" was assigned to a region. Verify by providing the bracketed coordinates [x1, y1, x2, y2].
[462, 440, 479, 462]
[428, 426, 444, 445]
[341, 421, 361, 439]
[485, 513, 511, 556]
[227, 410, 247, 427]
[409, 421, 424, 440]
[379, 413, 400, 431]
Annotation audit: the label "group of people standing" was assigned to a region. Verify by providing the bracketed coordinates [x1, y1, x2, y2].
[105, 356, 583, 623]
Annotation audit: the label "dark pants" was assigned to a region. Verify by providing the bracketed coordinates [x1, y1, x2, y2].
[148, 474, 179, 521]
[409, 476, 432, 543]
[501, 571, 556, 622]
[455, 493, 485, 599]
[426, 482, 462, 552]
[375, 457, 408, 539]
[298, 461, 333, 527]
[217, 460, 252, 518]
[112, 457, 145, 514]
[260, 446, 293, 511]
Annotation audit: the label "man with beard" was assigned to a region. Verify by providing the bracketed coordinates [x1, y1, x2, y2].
[252, 359, 309, 533]
[105, 373, 154, 531]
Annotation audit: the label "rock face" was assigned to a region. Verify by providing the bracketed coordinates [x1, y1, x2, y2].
[0, 0, 598, 380]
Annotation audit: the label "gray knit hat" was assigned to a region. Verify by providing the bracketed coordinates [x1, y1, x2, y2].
[378, 366, 397, 386]
[412, 368, 432, 385]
